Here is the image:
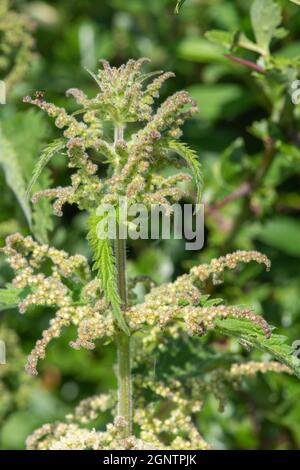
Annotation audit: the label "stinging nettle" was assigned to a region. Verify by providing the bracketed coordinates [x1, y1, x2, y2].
[1, 58, 300, 450]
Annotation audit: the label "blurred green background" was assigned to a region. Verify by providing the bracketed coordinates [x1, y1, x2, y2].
[1, 0, 300, 449]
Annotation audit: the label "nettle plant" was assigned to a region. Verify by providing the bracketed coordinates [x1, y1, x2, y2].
[1, 59, 300, 450]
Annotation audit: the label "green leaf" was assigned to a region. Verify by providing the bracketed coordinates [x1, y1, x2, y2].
[167, 140, 202, 205]
[175, 0, 186, 14]
[290, 0, 300, 5]
[87, 212, 130, 335]
[205, 30, 236, 50]
[188, 84, 253, 121]
[0, 124, 32, 227]
[177, 37, 227, 63]
[31, 173, 54, 244]
[256, 217, 300, 257]
[1, 110, 54, 243]
[26, 138, 65, 201]
[205, 29, 266, 56]
[215, 318, 300, 379]
[0, 284, 21, 311]
[220, 137, 250, 185]
[250, 0, 282, 53]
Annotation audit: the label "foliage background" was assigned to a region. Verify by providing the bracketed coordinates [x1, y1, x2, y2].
[0, 0, 300, 449]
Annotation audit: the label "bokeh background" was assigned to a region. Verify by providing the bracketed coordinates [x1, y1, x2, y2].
[1, 0, 300, 449]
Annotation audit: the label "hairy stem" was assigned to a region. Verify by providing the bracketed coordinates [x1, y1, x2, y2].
[114, 124, 132, 437]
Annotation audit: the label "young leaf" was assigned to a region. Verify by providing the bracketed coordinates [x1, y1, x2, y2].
[250, 0, 282, 54]
[87, 212, 130, 336]
[168, 140, 202, 205]
[0, 124, 32, 227]
[215, 318, 300, 379]
[26, 138, 66, 201]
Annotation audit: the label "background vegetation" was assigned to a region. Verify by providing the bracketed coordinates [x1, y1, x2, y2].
[0, 0, 300, 449]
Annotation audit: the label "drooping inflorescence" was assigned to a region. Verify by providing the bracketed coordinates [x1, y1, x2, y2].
[0, 233, 114, 375]
[25, 359, 291, 450]
[1, 232, 276, 377]
[126, 250, 272, 337]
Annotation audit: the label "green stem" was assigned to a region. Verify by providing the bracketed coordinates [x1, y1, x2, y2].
[114, 124, 132, 437]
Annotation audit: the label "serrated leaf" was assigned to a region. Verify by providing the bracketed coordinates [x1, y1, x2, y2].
[0, 124, 32, 227]
[250, 0, 282, 53]
[1, 110, 54, 243]
[87, 212, 130, 335]
[26, 138, 65, 201]
[215, 318, 300, 379]
[167, 140, 202, 205]
[31, 172, 54, 244]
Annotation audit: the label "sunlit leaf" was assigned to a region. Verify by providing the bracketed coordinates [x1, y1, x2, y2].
[215, 318, 300, 379]
[206, 29, 266, 55]
[250, 0, 282, 53]
[205, 30, 236, 50]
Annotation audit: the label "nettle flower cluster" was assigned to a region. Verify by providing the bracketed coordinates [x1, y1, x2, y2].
[2, 234, 272, 375]
[1, 232, 112, 376]
[1, 59, 299, 450]
[1, 233, 292, 449]
[24, 58, 200, 218]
